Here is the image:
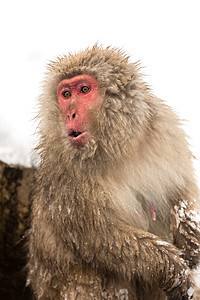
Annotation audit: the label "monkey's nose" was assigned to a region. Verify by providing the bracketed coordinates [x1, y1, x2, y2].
[67, 112, 76, 120]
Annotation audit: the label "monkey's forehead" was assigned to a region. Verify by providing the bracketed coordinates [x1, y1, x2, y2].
[47, 46, 138, 89]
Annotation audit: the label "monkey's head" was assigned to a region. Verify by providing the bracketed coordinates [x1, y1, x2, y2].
[39, 46, 154, 162]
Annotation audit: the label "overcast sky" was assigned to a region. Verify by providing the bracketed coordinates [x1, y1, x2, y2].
[0, 0, 199, 182]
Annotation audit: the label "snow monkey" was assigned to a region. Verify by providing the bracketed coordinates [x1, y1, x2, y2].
[28, 46, 200, 299]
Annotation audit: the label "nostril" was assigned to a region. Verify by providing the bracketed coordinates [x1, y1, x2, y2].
[67, 113, 76, 120]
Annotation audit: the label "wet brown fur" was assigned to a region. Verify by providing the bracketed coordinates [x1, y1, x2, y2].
[28, 46, 200, 299]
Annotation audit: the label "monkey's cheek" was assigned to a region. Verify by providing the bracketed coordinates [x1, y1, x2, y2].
[68, 131, 90, 148]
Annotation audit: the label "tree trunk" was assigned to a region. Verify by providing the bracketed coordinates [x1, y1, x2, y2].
[0, 160, 34, 299]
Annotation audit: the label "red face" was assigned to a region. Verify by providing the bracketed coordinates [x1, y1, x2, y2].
[57, 75, 99, 147]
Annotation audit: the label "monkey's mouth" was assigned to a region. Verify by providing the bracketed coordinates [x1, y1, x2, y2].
[69, 131, 84, 138]
[68, 130, 89, 147]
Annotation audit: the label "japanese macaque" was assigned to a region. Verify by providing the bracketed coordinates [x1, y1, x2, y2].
[28, 46, 200, 300]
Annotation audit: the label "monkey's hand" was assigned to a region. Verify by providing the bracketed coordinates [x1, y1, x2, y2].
[132, 230, 194, 300]
[136, 236, 194, 300]
[82, 222, 194, 300]
[163, 256, 194, 300]
[161, 254, 194, 300]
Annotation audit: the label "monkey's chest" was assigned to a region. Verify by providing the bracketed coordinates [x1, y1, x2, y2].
[113, 187, 173, 242]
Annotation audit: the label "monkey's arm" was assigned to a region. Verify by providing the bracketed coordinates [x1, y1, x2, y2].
[75, 218, 193, 300]
[172, 190, 200, 268]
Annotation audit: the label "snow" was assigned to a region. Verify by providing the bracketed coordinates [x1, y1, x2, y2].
[156, 240, 171, 247]
[0, 116, 34, 167]
[187, 287, 194, 298]
[193, 265, 200, 291]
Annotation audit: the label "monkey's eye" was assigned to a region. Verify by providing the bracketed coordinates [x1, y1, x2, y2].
[63, 91, 71, 98]
[80, 86, 90, 94]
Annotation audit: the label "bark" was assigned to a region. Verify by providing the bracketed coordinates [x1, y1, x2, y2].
[0, 160, 34, 299]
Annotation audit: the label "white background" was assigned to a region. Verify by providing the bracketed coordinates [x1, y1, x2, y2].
[0, 0, 199, 184]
